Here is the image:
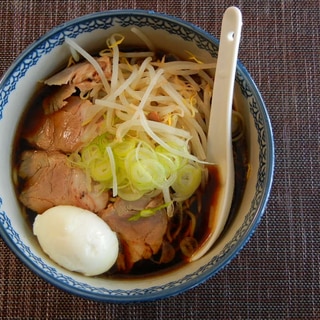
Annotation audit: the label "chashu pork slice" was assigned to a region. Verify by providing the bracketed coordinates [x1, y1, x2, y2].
[99, 195, 168, 272]
[22, 96, 95, 154]
[19, 150, 109, 214]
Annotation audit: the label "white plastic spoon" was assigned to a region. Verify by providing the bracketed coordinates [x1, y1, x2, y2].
[190, 7, 242, 261]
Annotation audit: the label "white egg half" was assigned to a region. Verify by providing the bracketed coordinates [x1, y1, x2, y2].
[33, 205, 119, 276]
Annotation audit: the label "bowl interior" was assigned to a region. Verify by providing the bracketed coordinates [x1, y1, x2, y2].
[0, 10, 274, 303]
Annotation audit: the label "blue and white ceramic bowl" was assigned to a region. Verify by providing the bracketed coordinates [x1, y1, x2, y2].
[0, 10, 274, 303]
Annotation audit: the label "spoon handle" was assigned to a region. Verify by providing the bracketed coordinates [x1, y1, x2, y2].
[207, 6, 242, 165]
[190, 7, 242, 261]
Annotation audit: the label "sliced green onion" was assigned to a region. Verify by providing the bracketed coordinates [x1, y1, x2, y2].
[130, 159, 167, 191]
[172, 163, 202, 200]
[70, 134, 203, 204]
[129, 201, 173, 221]
[112, 139, 137, 158]
[89, 158, 112, 183]
[180, 237, 198, 257]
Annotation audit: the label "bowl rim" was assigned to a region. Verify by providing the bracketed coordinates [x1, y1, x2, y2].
[0, 9, 275, 303]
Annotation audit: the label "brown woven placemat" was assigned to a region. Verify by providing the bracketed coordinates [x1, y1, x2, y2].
[1, 0, 319, 319]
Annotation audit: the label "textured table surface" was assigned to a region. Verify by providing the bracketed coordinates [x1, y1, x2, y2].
[0, 1, 319, 319]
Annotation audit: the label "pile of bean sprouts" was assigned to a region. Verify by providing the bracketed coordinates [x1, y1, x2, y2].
[66, 30, 217, 216]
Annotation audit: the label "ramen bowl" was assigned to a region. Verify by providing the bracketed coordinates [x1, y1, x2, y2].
[0, 10, 274, 303]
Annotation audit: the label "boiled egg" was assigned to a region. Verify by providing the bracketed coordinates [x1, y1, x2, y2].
[33, 205, 119, 276]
